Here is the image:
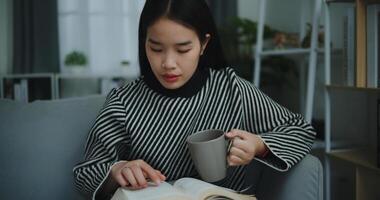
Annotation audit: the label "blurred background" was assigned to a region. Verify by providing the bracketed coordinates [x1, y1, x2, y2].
[0, 0, 349, 117]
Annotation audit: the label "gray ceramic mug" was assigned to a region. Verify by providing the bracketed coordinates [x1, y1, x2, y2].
[186, 129, 232, 182]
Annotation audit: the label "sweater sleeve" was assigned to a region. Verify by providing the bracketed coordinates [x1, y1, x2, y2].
[73, 88, 128, 199]
[235, 75, 316, 171]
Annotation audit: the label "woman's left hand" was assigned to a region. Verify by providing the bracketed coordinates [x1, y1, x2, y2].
[225, 129, 268, 166]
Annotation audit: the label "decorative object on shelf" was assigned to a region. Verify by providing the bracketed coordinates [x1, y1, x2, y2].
[233, 17, 277, 56]
[273, 32, 301, 49]
[64, 51, 88, 74]
[301, 23, 324, 48]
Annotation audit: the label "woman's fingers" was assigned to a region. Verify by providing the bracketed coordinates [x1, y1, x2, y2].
[130, 165, 148, 188]
[121, 167, 138, 188]
[229, 146, 250, 162]
[114, 170, 129, 187]
[142, 170, 166, 183]
[231, 137, 251, 153]
[155, 170, 166, 181]
[111, 160, 167, 190]
[227, 154, 243, 166]
[139, 161, 163, 185]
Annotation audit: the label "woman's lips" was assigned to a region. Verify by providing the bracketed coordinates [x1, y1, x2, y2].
[163, 74, 180, 83]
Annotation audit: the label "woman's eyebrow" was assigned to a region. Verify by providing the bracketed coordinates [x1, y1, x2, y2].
[148, 38, 192, 46]
[176, 41, 192, 46]
[148, 38, 161, 45]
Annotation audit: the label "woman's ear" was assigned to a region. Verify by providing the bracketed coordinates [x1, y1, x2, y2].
[200, 34, 211, 55]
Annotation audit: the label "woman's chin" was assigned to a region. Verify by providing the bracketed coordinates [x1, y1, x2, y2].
[160, 81, 184, 90]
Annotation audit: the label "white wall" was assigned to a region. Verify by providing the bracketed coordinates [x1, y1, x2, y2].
[237, 0, 260, 22]
[0, 0, 12, 74]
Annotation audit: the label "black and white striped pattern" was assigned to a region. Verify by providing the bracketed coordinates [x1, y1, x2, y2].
[73, 67, 316, 197]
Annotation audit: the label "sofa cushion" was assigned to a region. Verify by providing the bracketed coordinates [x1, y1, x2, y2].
[253, 154, 323, 200]
[0, 96, 106, 200]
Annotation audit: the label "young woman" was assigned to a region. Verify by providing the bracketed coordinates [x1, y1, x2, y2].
[73, 0, 316, 199]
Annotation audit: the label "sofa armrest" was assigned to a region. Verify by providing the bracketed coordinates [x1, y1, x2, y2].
[246, 154, 323, 200]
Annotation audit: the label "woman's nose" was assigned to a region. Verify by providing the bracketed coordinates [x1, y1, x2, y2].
[162, 53, 177, 69]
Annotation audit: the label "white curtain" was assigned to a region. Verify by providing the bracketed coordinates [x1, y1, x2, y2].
[0, 0, 13, 74]
[58, 0, 145, 77]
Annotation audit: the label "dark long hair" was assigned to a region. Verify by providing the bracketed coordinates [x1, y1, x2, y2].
[138, 0, 228, 77]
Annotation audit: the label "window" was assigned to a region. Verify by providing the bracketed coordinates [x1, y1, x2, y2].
[58, 0, 145, 76]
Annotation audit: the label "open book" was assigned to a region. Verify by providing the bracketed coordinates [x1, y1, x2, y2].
[111, 177, 257, 200]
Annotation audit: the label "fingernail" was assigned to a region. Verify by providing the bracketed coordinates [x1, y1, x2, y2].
[155, 180, 160, 185]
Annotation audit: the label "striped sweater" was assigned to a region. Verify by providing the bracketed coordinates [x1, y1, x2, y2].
[73, 67, 316, 197]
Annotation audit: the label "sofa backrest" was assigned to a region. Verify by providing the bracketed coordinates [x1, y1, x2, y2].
[0, 96, 106, 200]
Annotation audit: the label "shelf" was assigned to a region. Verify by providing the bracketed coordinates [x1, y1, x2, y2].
[312, 139, 359, 150]
[258, 48, 340, 57]
[326, 0, 380, 4]
[328, 148, 380, 173]
[326, 85, 380, 91]
[57, 73, 137, 79]
[259, 48, 311, 56]
[326, 0, 355, 3]
[365, 0, 380, 4]
[0, 73, 55, 78]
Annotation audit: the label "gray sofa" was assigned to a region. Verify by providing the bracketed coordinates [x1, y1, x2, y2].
[0, 96, 323, 200]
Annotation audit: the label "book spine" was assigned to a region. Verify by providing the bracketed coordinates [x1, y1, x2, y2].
[367, 5, 378, 88]
[377, 9, 380, 168]
[343, 13, 349, 86]
[20, 79, 29, 103]
[13, 83, 21, 101]
[378, 8, 380, 88]
[378, 99, 380, 168]
[346, 7, 355, 87]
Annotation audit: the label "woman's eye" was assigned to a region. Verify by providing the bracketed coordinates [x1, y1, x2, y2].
[150, 48, 162, 52]
[178, 49, 191, 54]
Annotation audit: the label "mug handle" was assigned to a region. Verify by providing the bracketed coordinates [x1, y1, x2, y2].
[226, 138, 233, 155]
[225, 137, 233, 168]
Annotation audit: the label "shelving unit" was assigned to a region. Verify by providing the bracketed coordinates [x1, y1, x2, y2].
[254, 0, 325, 122]
[0, 73, 137, 102]
[328, 149, 380, 200]
[324, 0, 380, 199]
[55, 73, 133, 99]
[0, 73, 56, 102]
[324, 0, 380, 153]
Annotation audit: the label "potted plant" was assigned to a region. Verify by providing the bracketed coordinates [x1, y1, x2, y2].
[120, 60, 130, 67]
[64, 51, 87, 74]
[218, 17, 276, 80]
[218, 17, 300, 110]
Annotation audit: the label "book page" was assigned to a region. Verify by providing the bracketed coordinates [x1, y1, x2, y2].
[111, 181, 193, 200]
[173, 178, 256, 200]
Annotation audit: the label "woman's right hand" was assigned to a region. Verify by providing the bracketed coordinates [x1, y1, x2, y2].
[110, 160, 166, 190]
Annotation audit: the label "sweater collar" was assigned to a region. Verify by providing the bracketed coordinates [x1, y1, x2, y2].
[143, 66, 210, 98]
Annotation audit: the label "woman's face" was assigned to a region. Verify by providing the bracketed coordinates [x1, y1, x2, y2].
[145, 17, 209, 90]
